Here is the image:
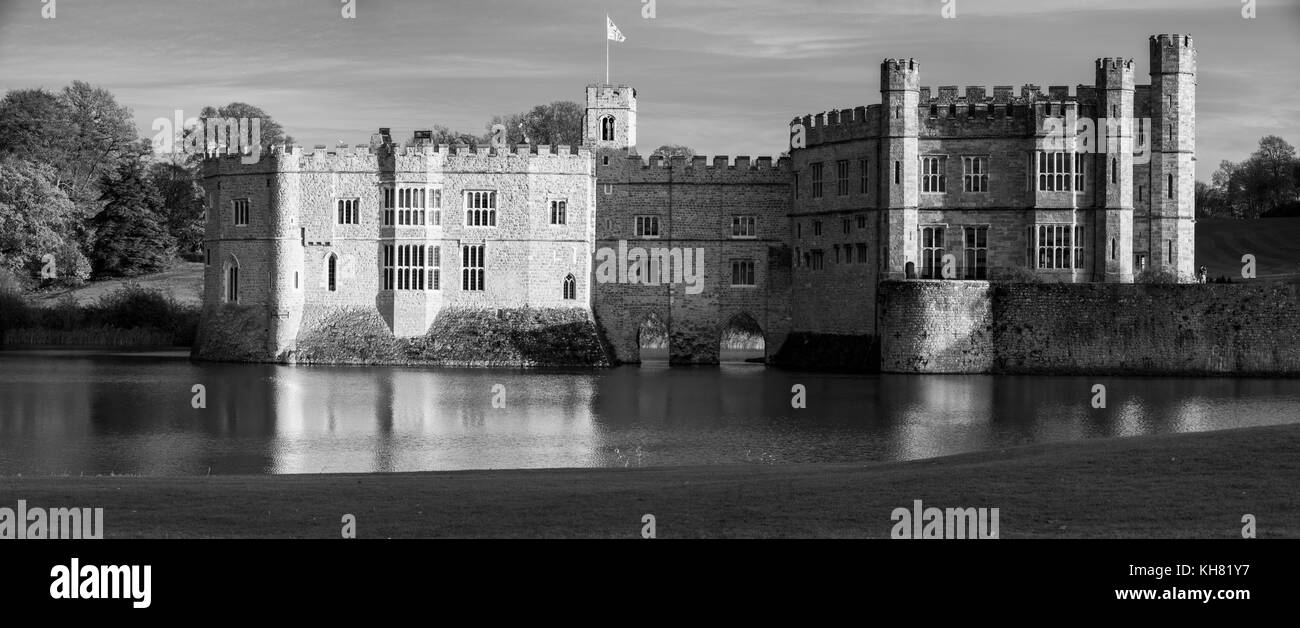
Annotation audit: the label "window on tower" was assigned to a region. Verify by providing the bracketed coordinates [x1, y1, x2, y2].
[601, 115, 615, 142]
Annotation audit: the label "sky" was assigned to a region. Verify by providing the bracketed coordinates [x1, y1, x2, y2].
[1, 0, 1297, 181]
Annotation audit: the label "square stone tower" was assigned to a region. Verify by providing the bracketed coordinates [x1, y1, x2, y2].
[585, 84, 637, 152]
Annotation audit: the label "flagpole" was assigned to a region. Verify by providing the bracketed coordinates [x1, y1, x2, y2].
[605, 14, 610, 84]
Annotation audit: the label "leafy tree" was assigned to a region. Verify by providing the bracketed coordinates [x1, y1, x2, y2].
[148, 161, 206, 260]
[196, 102, 294, 151]
[423, 125, 481, 146]
[651, 145, 696, 159]
[0, 156, 90, 286]
[1203, 136, 1300, 218]
[60, 81, 138, 196]
[485, 101, 584, 146]
[0, 89, 77, 170]
[91, 156, 174, 277]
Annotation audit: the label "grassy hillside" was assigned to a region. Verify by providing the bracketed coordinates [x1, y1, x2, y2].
[1196, 217, 1300, 282]
[35, 262, 204, 306]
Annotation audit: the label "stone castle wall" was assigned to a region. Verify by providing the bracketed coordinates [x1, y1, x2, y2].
[880, 281, 1300, 375]
[592, 154, 792, 364]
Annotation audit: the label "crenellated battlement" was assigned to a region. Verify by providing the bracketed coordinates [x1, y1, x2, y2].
[1150, 33, 1196, 74]
[620, 153, 790, 171]
[917, 84, 1085, 105]
[1150, 33, 1194, 49]
[202, 142, 593, 173]
[881, 58, 920, 91]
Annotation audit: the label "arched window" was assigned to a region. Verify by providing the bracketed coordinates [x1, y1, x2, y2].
[327, 254, 337, 292]
[225, 257, 240, 304]
[563, 274, 576, 300]
[600, 115, 615, 141]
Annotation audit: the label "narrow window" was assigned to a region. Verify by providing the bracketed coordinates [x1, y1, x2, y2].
[381, 245, 394, 291]
[327, 254, 337, 292]
[921, 156, 947, 193]
[226, 259, 240, 303]
[1167, 175, 1174, 199]
[232, 199, 250, 226]
[563, 274, 576, 300]
[462, 244, 486, 291]
[427, 245, 440, 290]
[601, 115, 615, 142]
[920, 226, 945, 278]
[963, 226, 988, 279]
[894, 161, 901, 185]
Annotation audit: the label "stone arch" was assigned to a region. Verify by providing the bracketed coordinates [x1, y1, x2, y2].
[719, 311, 766, 363]
[635, 310, 670, 362]
[600, 115, 616, 142]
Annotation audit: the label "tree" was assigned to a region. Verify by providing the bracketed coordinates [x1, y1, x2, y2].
[91, 156, 174, 277]
[148, 160, 206, 260]
[424, 125, 481, 146]
[1251, 135, 1297, 212]
[0, 156, 90, 286]
[652, 145, 696, 159]
[60, 81, 138, 195]
[1204, 136, 1300, 218]
[0, 89, 76, 169]
[197, 102, 294, 150]
[1194, 180, 1216, 218]
[485, 101, 584, 146]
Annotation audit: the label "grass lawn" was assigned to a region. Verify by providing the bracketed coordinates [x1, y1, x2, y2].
[1196, 217, 1300, 282]
[33, 261, 204, 306]
[1, 423, 1296, 539]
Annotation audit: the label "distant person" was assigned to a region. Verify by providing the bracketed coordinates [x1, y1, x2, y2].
[1197, 266, 1208, 284]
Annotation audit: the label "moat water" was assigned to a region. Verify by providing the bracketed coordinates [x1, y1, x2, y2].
[1, 349, 1298, 475]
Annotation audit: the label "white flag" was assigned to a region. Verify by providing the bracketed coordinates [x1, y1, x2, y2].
[607, 16, 626, 43]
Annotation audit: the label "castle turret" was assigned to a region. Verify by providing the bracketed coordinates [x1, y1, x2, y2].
[880, 58, 919, 279]
[1095, 57, 1135, 282]
[1148, 34, 1196, 280]
[265, 149, 305, 358]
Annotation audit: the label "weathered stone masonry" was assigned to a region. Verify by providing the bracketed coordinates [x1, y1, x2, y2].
[880, 282, 1300, 375]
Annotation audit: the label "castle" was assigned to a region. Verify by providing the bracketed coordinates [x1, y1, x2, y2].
[197, 34, 1196, 369]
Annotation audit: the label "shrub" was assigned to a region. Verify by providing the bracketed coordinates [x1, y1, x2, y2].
[1135, 267, 1186, 284]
